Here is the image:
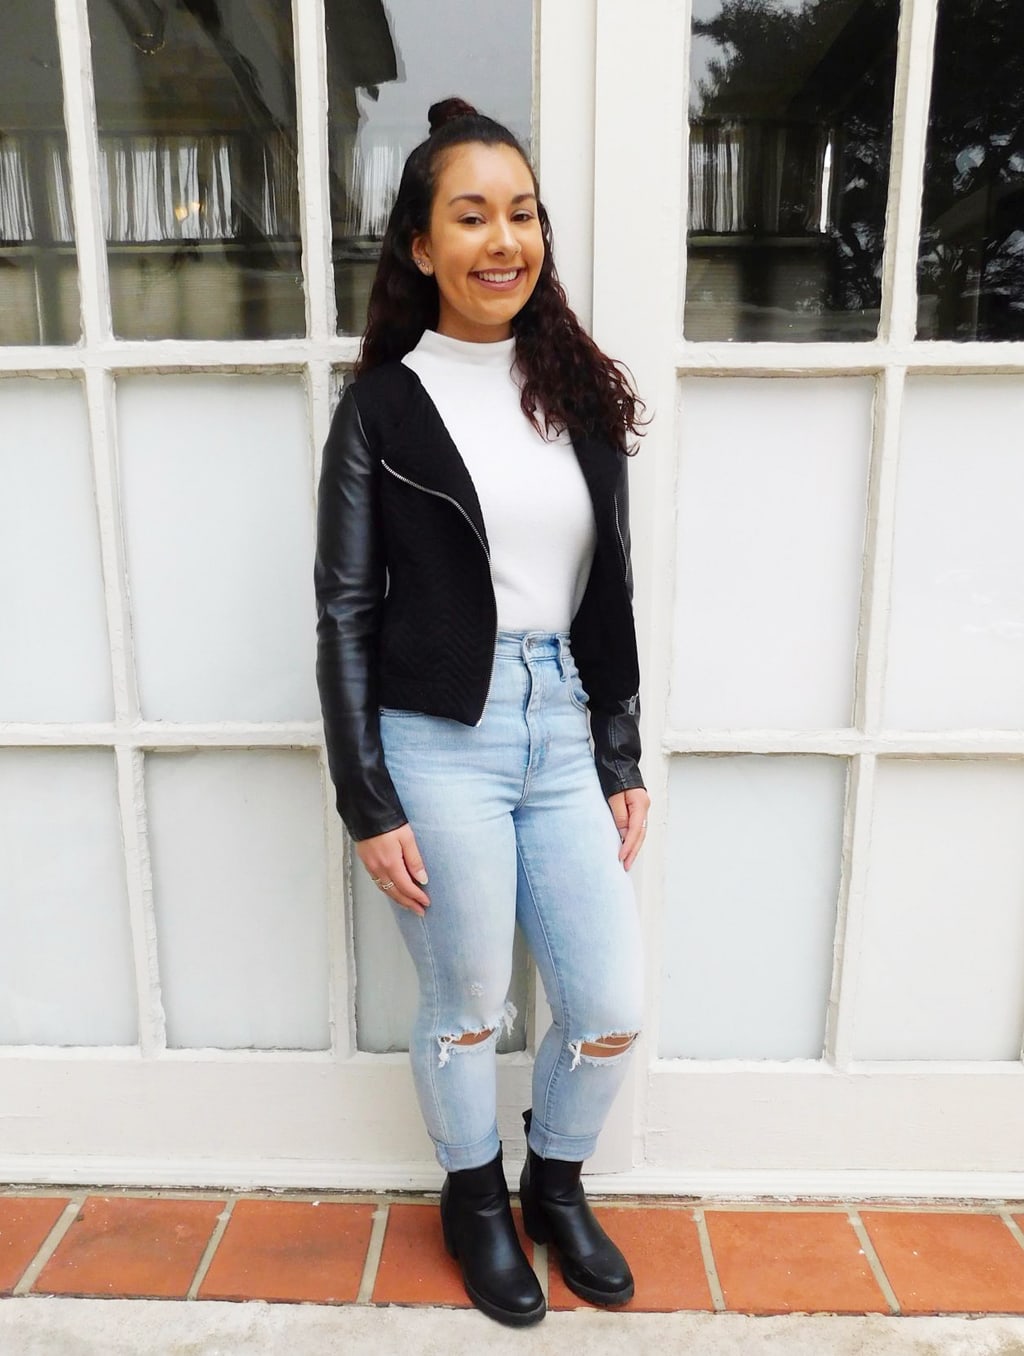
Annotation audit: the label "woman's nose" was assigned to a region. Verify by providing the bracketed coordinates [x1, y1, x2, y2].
[488, 220, 521, 255]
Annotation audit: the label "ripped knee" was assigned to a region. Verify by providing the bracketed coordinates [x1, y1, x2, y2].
[569, 1031, 639, 1069]
[452, 1028, 493, 1046]
[436, 1001, 517, 1067]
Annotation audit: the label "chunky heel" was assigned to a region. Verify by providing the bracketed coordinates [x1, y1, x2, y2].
[441, 1211, 458, 1259]
[518, 1187, 551, 1245]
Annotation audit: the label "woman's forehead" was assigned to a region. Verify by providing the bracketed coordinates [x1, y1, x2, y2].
[434, 142, 536, 199]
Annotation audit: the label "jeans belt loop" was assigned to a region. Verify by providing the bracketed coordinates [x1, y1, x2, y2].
[556, 634, 569, 683]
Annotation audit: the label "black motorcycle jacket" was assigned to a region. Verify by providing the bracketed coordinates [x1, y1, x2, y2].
[314, 360, 644, 842]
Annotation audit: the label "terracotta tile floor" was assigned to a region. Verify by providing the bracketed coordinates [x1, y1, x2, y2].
[3, 1191, 1024, 1315]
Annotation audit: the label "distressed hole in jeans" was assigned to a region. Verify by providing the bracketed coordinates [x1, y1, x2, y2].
[568, 1031, 638, 1070]
[437, 1000, 518, 1067]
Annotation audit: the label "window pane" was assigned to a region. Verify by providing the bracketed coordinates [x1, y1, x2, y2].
[0, 379, 112, 721]
[148, 751, 329, 1050]
[671, 378, 871, 730]
[660, 755, 846, 1060]
[326, 0, 532, 334]
[117, 374, 318, 722]
[854, 760, 1024, 1059]
[884, 377, 1024, 730]
[87, 0, 304, 339]
[0, 750, 136, 1046]
[0, 0, 80, 344]
[917, 1, 1024, 340]
[686, 0, 899, 341]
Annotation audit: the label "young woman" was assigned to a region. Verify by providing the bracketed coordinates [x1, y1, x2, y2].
[315, 97, 649, 1328]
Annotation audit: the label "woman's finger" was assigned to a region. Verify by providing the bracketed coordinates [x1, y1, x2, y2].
[356, 828, 431, 916]
[618, 790, 650, 871]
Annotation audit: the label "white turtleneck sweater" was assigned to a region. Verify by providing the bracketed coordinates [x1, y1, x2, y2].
[401, 329, 597, 633]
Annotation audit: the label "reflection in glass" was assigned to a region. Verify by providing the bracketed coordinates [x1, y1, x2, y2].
[0, 1, 79, 344]
[326, 0, 532, 334]
[917, 1, 1024, 340]
[686, 0, 899, 341]
[87, 0, 304, 339]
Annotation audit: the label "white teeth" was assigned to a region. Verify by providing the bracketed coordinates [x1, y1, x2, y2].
[477, 270, 519, 282]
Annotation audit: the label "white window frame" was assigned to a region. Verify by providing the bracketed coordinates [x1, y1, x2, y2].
[588, 0, 1024, 1199]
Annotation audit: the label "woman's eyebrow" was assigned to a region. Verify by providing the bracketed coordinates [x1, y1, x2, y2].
[447, 192, 538, 206]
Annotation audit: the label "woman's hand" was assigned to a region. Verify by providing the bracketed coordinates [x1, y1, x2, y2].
[608, 787, 650, 871]
[355, 824, 431, 916]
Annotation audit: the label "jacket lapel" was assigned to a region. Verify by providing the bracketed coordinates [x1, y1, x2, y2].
[384, 366, 490, 551]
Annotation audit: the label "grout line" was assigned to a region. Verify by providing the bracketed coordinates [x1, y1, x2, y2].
[998, 1209, 1024, 1256]
[848, 1208, 901, 1314]
[12, 1195, 86, 1296]
[532, 1241, 549, 1303]
[186, 1198, 235, 1300]
[693, 1207, 726, 1312]
[355, 1202, 389, 1304]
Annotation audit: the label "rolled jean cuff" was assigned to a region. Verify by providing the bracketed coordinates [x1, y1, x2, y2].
[434, 1124, 502, 1174]
[526, 1112, 599, 1164]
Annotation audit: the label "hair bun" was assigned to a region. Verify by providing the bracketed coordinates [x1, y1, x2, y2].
[428, 97, 479, 134]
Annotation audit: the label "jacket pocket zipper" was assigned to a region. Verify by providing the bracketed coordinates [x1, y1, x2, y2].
[380, 459, 497, 725]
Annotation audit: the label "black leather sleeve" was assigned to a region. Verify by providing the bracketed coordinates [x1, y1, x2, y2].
[314, 384, 409, 841]
[589, 454, 646, 799]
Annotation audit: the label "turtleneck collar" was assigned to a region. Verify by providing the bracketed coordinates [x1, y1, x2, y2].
[412, 328, 517, 367]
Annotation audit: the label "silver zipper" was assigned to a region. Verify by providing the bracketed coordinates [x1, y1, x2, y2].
[613, 496, 639, 716]
[612, 496, 628, 579]
[381, 458, 496, 724]
[381, 460, 490, 560]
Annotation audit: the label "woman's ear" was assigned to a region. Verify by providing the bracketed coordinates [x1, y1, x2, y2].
[410, 236, 434, 275]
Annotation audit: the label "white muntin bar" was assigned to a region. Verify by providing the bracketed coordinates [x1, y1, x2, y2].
[292, 0, 335, 343]
[857, 365, 907, 737]
[116, 744, 166, 1055]
[883, 0, 941, 346]
[54, 0, 112, 344]
[825, 753, 877, 1068]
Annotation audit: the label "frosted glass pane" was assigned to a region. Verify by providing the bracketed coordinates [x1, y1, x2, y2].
[148, 751, 328, 1049]
[660, 755, 846, 1059]
[854, 760, 1024, 1060]
[0, 380, 112, 720]
[118, 375, 318, 721]
[0, 750, 136, 1044]
[670, 378, 871, 729]
[885, 378, 1024, 728]
[353, 865, 528, 1054]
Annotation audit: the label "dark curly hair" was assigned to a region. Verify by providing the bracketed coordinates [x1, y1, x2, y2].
[357, 97, 646, 454]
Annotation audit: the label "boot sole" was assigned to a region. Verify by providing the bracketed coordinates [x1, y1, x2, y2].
[522, 1208, 634, 1306]
[444, 1235, 547, 1327]
[561, 1270, 635, 1307]
[464, 1280, 547, 1327]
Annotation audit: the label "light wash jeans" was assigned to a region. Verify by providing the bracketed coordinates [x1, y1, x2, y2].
[379, 630, 644, 1172]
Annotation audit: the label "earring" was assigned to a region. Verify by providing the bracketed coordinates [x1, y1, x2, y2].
[416, 259, 433, 275]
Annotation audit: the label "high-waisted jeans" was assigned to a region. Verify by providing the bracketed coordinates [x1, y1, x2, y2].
[379, 630, 644, 1172]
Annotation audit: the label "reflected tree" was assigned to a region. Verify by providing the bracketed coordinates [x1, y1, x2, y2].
[917, 0, 1024, 340]
[691, 0, 898, 330]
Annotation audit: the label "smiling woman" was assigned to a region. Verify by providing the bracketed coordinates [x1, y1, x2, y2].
[314, 98, 649, 1326]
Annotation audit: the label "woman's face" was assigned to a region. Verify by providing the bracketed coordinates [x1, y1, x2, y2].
[411, 141, 545, 343]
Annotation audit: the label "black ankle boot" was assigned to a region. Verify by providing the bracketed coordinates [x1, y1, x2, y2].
[439, 1144, 546, 1327]
[518, 1108, 634, 1306]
